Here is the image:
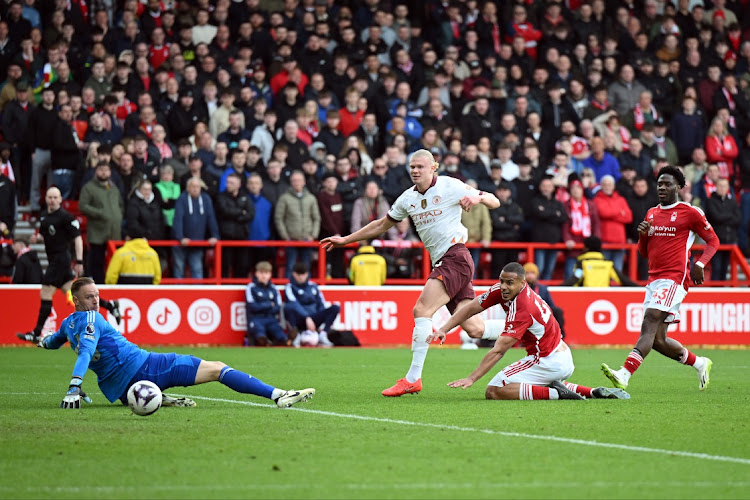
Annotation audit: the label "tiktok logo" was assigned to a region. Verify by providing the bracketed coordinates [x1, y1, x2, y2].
[147, 299, 181, 335]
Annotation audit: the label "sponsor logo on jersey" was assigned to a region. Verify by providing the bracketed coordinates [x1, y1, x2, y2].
[49, 225, 56, 235]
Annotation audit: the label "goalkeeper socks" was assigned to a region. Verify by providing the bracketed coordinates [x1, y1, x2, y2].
[33, 300, 53, 336]
[219, 366, 274, 399]
[405, 317, 431, 383]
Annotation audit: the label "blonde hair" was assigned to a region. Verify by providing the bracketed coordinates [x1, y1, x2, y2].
[410, 149, 439, 172]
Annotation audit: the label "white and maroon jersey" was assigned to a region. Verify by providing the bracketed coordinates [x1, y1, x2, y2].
[387, 175, 480, 264]
[477, 284, 561, 357]
[639, 201, 719, 290]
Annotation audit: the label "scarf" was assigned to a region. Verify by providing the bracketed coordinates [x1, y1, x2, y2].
[188, 195, 204, 215]
[569, 198, 591, 237]
[609, 124, 631, 151]
[0, 162, 14, 182]
[591, 99, 609, 111]
[135, 187, 155, 204]
[633, 103, 657, 131]
[397, 60, 413, 75]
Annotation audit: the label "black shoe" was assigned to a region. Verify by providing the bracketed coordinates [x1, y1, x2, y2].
[16, 332, 39, 344]
[548, 381, 585, 400]
[109, 300, 122, 324]
[591, 387, 630, 399]
[255, 336, 269, 347]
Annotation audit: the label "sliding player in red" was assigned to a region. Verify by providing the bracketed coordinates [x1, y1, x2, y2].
[602, 166, 718, 391]
[431, 262, 628, 400]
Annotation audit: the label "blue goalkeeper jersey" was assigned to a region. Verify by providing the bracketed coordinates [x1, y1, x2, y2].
[46, 310, 150, 402]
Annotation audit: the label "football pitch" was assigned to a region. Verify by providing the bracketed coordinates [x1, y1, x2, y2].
[2, 346, 749, 499]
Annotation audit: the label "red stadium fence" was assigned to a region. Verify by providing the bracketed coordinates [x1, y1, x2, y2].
[3, 285, 749, 346]
[102, 239, 750, 288]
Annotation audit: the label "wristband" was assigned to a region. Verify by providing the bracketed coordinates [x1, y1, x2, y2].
[695, 261, 705, 269]
[75, 259, 84, 264]
[69, 377, 83, 387]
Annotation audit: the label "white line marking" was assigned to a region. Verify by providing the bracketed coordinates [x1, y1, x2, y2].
[173, 394, 750, 466]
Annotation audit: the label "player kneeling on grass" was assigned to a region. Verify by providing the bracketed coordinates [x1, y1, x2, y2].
[429, 263, 629, 400]
[39, 277, 315, 409]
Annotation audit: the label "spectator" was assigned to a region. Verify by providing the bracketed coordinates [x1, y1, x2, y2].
[561, 236, 638, 287]
[583, 137, 621, 182]
[333, 156, 364, 229]
[351, 180, 391, 237]
[461, 179, 492, 278]
[244, 260, 287, 347]
[277, 119, 311, 169]
[593, 175, 633, 273]
[284, 261, 340, 348]
[671, 96, 705, 165]
[11, 235, 41, 284]
[608, 64, 647, 117]
[705, 178, 741, 281]
[153, 165, 181, 231]
[167, 87, 207, 143]
[274, 170, 321, 279]
[245, 173, 275, 270]
[209, 88, 243, 140]
[562, 180, 601, 280]
[683, 148, 710, 187]
[317, 172, 346, 279]
[738, 131, 750, 256]
[172, 177, 219, 279]
[528, 177, 568, 281]
[126, 178, 165, 239]
[79, 162, 124, 283]
[652, 117, 680, 167]
[349, 245, 387, 286]
[104, 227, 161, 285]
[705, 116, 739, 180]
[488, 182, 523, 278]
[216, 172, 254, 278]
[50, 103, 82, 200]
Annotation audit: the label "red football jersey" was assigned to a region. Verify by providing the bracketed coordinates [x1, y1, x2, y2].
[478, 284, 561, 357]
[638, 201, 719, 290]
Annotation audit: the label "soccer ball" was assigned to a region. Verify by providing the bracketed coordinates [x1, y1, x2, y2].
[299, 330, 319, 347]
[127, 380, 162, 416]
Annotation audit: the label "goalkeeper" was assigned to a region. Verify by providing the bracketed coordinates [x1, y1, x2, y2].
[40, 277, 315, 410]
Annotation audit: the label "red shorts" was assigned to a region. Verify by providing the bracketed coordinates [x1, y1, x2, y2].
[429, 244, 475, 313]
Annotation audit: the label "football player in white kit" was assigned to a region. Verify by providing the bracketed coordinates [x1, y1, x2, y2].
[321, 149, 501, 396]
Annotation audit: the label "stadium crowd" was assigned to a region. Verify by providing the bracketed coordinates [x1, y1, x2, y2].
[1, 0, 749, 283]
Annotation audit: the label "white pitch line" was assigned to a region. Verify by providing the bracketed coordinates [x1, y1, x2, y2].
[173, 393, 750, 466]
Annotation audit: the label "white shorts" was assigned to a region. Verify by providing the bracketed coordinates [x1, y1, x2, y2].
[487, 348, 575, 387]
[644, 279, 688, 324]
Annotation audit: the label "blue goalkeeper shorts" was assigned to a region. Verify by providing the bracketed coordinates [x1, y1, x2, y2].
[119, 352, 202, 403]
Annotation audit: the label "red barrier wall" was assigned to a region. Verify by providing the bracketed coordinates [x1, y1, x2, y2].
[3, 286, 749, 346]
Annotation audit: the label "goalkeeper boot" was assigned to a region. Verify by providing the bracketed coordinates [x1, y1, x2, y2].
[548, 380, 585, 400]
[161, 394, 196, 407]
[601, 363, 629, 389]
[591, 387, 631, 399]
[697, 357, 713, 391]
[16, 332, 39, 344]
[275, 388, 315, 408]
[382, 378, 422, 397]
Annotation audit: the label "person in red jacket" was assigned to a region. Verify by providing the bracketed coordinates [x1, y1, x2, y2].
[269, 55, 309, 97]
[593, 175, 633, 273]
[505, 5, 542, 60]
[337, 87, 364, 138]
[705, 116, 738, 179]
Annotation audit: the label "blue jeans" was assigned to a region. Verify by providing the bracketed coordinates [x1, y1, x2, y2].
[51, 169, 75, 200]
[285, 246, 312, 279]
[286, 304, 341, 333]
[470, 247, 481, 278]
[602, 249, 625, 273]
[739, 192, 750, 253]
[534, 249, 559, 281]
[172, 246, 204, 278]
[564, 256, 577, 280]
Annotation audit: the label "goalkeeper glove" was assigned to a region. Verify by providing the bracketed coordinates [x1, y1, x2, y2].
[60, 377, 92, 409]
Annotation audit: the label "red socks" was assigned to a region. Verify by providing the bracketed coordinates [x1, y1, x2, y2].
[519, 384, 552, 400]
[564, 382, 593, 398]
[679, 348, 697, 366]
[623, 349, 644, 375]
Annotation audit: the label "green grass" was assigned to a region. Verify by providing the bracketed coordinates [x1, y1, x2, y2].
[1, 346, 749, 499]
